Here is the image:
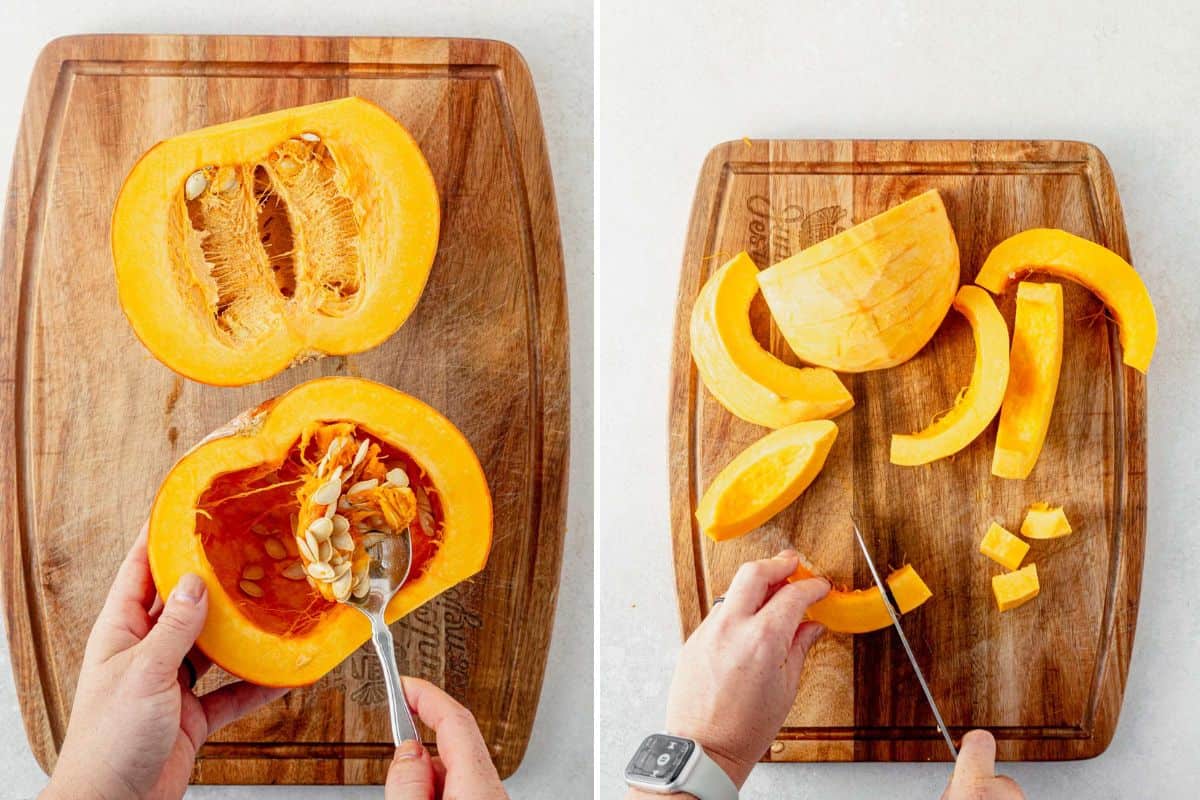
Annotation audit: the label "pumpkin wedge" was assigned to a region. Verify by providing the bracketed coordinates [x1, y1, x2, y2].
[148, 377, 491, 686]
[788, 560, 933, 634]
[890, 286, 1010, 466]
[975, 228, 1156, 373]
[1021, 503, 1072, 539]
[113, 97, 440, 386]
[690, 252, 853, 427]
[993, 282, 1064, 479]
[757, 189, 959, 372]
[695, 420, 837, 541]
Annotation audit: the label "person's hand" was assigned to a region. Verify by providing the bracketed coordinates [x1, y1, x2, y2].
[42, 528, 287, 800]
[384, 677, 508, 799]
[662, 550, 830, 787]
[941, 730, 1025, 799]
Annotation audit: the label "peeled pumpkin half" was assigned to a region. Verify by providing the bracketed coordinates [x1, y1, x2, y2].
[690, 252, 853, 427]
[788, 558, 933, 634]
[148, 377, 491, 686]
[695, 420, 837, 541]
[890, 286, 1010, 466]
[113, 97, 440, 386]
[757, 189, 959, 372]
[975, 228, 1156, 373]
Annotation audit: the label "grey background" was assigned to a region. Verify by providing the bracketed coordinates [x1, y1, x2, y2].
[595, 1, 1199, 798]
[0, 1, 592, 798]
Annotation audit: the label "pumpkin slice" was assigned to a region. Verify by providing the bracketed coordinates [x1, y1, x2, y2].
[690, 252, 853, 427]
[992, 563, 1040, 612]
[788, 560, 933, 634]
[113, 97, 440, 386]
[979, 522, 1030, 571]
[1021, 502, 1072, 539]
[975, 228, 1156, 373]
[890, 286, 1010, 466]
[148, 377, 491, 686]
[992, 282, 1064, 479]
[757, 189, 959, 372]
[695, 420, 837, 541]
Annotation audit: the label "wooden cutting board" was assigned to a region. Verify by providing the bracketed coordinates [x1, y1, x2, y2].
[0, 35, 569, 784]
[669, 140, 1146, 762]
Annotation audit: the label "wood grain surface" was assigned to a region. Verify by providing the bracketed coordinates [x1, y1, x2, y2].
[0, 34, 569, 784]
[668, 140, 1146, 762]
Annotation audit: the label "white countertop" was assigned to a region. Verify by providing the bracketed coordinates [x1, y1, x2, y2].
[0, 1, 592, 798]
[595, 1, 1200, 798]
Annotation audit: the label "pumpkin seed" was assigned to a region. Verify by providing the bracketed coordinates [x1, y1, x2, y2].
[324, 501, 338, 520]
[332, 560, 352, 578]
[218, 170, 238, 193]
[352, 573, 370, 598]
[331, 529, 354, 552]
[331, 570, 352, 601]
[300, 132, 321, 142]
[351, 439, 370, 470]
[348, 479, 378, 495]
[239, 579, 263, 598]
[330, 465, 344, 482]
[296, 535, 316, 562]
[307, 517, 334, 539]
[313, 480, 340, 506]
[318, 539, 333, 562]
[251, 524, 271, 536]
[385, 468, 410, 488]
[330, 553, 345, 567]
[331, 514, 350, 534]
[361, 531, 388, 549]
[264, 537, 288, 560]
[307, 561, 335, 581]
[185, 170, 208, 200]
[281, 562, 307, 580]
[242, 564, 265, 580]
[305, 530, 322, 558]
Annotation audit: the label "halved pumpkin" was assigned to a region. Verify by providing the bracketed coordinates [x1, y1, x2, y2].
[1020, 503, 1072, 539]
[147, 377, 491, 686]
[992, 563, 1040, 612]
[890, 286, 1010, 466]
[756, 189, 959, 372]
[992, 282, 1064, 479]
[113, 97, 440, 386]
[695, 420, 837, 541]
[975, 228, 1156, 373]
[690, 252, 853, 427]
[788, 560, 933, 634]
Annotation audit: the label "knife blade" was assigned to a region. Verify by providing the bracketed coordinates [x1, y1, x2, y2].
[851, 517, 958, 759]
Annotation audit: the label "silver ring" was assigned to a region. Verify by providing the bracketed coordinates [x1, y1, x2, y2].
[711, 595, 725, 606]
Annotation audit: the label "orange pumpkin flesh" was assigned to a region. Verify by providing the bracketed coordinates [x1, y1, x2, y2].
[787, 559, 933, 634]
[113, 97, 440, 386]
[148, 377, 490, 686]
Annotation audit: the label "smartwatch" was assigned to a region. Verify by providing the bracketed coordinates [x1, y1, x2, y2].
[624, 733, 738, 799]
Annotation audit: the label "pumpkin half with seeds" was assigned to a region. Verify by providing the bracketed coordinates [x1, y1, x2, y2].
[147, 377, 491, 686]
[112, 97, 440, 386]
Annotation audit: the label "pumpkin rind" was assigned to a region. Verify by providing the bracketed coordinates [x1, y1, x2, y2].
[992, 563, 1040, 612]
[890, 285, 1010, 466]
[975, 227, 1156, 373]
[788, 562, 933, 634]
[979, 522, 1030, 571]
[756, 189, 959, 372]
[689, 252, 853, 427]
[992, 282, 1064, 479]
[695, 420, 837, 541]
[1020, 503, 1072, 539]
[147, 377, 491, 686]
[113, 97, 440, 386]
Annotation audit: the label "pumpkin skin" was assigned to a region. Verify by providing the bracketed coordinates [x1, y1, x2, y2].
[695, 420, 837, 541]
[890, 286, 1010, 466]
[979, 522, 1029, 571]
[975, 228, 1156, 373]
[756, 189, 959, 372]
[689, 252, 853, 427]
[788, 561, 933, 634]
[113, 97, 440, 386]
[1020, 503, 1072, 539]
[992, 563, 1040, 612]
[147, 377, 491, 686]
[992, 282, 1064, 479]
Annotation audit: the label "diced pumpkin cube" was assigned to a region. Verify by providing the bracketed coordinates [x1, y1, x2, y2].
[992, 563, 1040, 612]
[1020, 503, 1072, 539]
[979, 522, 1030, 570]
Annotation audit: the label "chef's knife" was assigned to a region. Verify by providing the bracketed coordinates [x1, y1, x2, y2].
[851, 517, 958, 759]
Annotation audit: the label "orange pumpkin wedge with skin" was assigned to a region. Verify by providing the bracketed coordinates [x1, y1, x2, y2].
[148, 377, 490, 686]
[890, 286, 1010, 466]
[975, 228, 1157, 373]
[690, 252, 853, 427]
[757, 190, 959, 372]
[992, 282, 1064, 479]
[787, 560, 933, 634]
[113, 97, 440, 386]
[695, 420, 837, 541]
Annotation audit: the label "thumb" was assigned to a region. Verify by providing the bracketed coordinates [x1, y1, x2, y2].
[138, 573, 208, 686]
[385, 739, 435, 800]
[949, 729, 996, 787]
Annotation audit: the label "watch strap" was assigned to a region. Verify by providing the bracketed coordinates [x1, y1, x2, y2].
[679, 743, 738, 800]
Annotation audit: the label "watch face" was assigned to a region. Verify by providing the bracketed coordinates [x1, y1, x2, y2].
[625, 734, 695, 785]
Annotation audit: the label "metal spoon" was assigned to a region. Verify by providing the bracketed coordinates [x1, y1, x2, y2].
[342, 527, 420, 744]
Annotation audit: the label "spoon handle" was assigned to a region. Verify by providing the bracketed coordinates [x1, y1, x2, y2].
[368, 612, 420, 745]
